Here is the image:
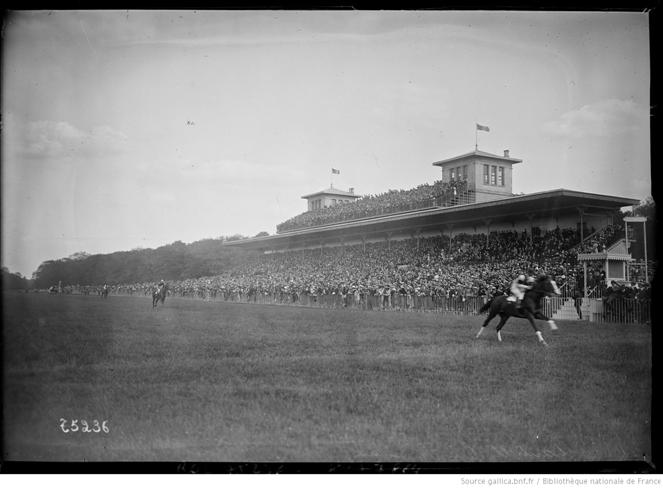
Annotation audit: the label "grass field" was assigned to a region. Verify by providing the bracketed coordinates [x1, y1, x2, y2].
[2, 292, 651, 462]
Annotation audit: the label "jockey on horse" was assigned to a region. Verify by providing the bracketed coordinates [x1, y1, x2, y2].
[476, 273, 560, 346]
[507, 274, 535, 308]
[152, 280, 167, 308]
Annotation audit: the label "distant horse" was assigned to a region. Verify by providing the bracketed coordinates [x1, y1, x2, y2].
[152, 285, 167, 308]
[101, 286, 109, 299]
[476, 275, 561, 346]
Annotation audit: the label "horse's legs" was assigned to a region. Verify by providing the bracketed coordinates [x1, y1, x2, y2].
[495, 314, 510, 342]
[476, 309, 497, 338]
[534, 311, 557, 330]
[526, 311, 547, 346]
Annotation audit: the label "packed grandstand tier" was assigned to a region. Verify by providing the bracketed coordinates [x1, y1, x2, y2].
[277, 179, 469, 233]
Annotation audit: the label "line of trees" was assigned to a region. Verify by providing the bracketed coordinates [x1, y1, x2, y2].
[1, 267, 31, 290]
[31, 236, 260, 289]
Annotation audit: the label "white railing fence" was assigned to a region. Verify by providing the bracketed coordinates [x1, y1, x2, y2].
[108, 289, 650, 324]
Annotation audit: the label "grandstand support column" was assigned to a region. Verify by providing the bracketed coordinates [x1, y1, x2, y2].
[446, 224, 454, 251]
[577, 207, 586, 242]
[644, 220, 649, 283]
[484, 219, 492, 245]
[386, 232, 393, 250]
[625, 223, 630, 281]
[362, 235, 366, 252]
[527, 214, 535, 244]
[583, 261, 588, 298]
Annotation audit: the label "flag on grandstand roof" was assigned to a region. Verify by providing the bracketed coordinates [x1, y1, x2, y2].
[476, 123, 490, 132]
[331, 168, 340, 175]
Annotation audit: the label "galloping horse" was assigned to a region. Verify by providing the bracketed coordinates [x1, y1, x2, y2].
[476, 275, 561, 346]
[152, 284, 168, 308]
[101, 285, 109, 299]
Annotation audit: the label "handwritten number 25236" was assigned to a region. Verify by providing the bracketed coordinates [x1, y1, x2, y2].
[59, 418, 109, 433]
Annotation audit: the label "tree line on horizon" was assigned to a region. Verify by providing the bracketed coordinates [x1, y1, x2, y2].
[26, 234, 260, 289]
[2, 267, 31, 290]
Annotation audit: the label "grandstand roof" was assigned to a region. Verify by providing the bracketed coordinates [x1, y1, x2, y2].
[225, 189, 639, 250]
[432, 149, 522, 167]
[301, 187, 361, 199]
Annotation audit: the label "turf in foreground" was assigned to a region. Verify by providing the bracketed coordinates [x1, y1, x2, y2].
[2, 293, 651, 462]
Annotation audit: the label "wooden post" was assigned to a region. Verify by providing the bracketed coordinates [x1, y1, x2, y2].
[625, 222, 629, 281]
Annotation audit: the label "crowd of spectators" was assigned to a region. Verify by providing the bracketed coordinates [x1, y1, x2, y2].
[112, 226, 618, 307]
[604, 280, 651, 301]
[577, 223, 622, 253]
[277, 179, 469, 233]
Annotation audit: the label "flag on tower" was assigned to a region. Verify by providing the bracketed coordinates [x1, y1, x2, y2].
[476, 123, 490, 132]
[331, 168, 340, 175]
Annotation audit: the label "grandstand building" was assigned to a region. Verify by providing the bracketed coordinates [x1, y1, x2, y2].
[225, 149, 638, 255]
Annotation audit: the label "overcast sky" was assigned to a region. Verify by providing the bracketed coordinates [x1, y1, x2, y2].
[2, 10, 651, 277]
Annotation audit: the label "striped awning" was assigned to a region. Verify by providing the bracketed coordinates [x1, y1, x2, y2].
[578, 252, 633, 262]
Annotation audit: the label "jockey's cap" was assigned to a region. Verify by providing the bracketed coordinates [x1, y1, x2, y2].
[518, 274, 525, 281]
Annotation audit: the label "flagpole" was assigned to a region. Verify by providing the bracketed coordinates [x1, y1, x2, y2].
[475, 125, 478, 151]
